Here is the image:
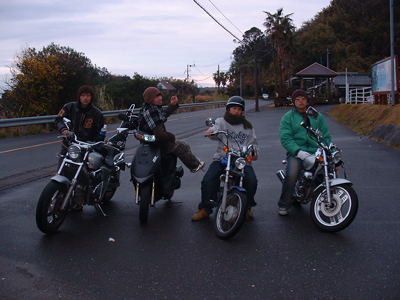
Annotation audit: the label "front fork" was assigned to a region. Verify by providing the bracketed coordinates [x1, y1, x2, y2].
[322, 151, 332, 205]
[135, 179, 156, 206]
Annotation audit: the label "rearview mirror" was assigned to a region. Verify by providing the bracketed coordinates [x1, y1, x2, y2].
[306, 106, 319, 120]
[205, 118, 215, 127]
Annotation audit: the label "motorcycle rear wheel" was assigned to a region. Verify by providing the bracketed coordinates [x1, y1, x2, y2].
[214, 188, 248, 239]
[36, 181, 68, 234]
[139, 183, 152, 224]
[311, 184, 358, 233]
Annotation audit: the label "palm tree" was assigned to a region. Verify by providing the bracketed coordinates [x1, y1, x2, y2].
[264, 8, 297, 90]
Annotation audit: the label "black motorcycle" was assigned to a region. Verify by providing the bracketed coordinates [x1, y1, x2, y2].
[36, 118, 127, 234]
[117, 107, 183, 224]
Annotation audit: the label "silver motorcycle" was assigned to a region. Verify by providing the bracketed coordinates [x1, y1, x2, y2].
[277, 106, 358, 232]
[36, 118, 127, 234]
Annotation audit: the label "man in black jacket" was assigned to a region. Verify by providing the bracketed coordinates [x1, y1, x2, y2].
[54, 85, 104, 166]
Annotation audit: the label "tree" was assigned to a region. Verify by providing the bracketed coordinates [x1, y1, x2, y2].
[263, 8, 297, 90]
[2, 43, 106, 117]
[228, 27, 272, 99]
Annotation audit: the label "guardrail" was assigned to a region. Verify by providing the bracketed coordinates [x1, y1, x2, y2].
[0, 101, 226, 136]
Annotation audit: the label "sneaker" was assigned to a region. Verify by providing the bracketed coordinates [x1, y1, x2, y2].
[278, 207, 288, 216]
[246, 209, 254, 221]
[191, 208, 209, 221]
[190, 161, 206, 173]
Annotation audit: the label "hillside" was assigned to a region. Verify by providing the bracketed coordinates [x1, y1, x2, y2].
[327, 104, 400, 149]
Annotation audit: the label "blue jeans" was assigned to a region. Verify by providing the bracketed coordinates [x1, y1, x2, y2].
[278, 154, 303, 209]
[199, 160, 258, 214]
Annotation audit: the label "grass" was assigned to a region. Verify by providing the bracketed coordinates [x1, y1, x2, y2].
[327, 104, 400, 136]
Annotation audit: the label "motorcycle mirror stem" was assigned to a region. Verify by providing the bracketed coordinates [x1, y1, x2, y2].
[63, 117, 72, 130]
[306, 106, 319, 120]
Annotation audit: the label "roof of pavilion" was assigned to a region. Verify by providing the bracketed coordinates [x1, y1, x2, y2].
[296, 62, 339, 77]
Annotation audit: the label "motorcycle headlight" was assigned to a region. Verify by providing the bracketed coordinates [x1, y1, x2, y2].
[332, 150, 342, 164]
[68, 145, 81, 161]
[235, 157, 246, 170]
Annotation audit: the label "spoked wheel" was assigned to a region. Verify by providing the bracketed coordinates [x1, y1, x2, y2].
[139, 183, 152, 224]
[311, 184, 358, 233]
[214, 189, 248, 239]
[36, 181, 68, 234]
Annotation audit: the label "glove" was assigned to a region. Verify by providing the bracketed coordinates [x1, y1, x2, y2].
[296, 150, 310, 160]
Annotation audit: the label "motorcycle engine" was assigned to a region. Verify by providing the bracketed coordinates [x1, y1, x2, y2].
[294, 170, 313, 200]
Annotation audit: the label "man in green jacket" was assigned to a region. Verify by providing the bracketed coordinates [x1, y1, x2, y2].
[278, 89, 331, 216]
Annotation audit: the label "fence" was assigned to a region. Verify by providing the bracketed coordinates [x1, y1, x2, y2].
[346, 87, 373, 104]
[0, 101, 226, 136]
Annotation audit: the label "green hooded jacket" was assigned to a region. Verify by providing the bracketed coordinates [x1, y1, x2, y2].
[279, 106, 331, 156]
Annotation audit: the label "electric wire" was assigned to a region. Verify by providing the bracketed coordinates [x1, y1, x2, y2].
[208, 0, 244, 36]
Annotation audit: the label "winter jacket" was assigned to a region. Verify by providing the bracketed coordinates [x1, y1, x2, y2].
[55, 102, 104, 148]
[209, 116, 258, 164]
[138, 102, 179, 156]
[279, 106, 331, 156]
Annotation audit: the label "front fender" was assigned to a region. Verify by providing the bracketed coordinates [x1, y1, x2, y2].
[230, 186, 247, 193]
[315, 178, 353, 191]
[50, 174, 70, 186]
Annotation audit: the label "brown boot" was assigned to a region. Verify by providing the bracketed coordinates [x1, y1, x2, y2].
[246, 209, 254, 220]
[191, 208, 209, 221]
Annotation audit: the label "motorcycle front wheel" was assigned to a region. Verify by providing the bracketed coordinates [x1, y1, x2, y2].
[311, 184, 358, 233]
[139, 182, 152, 224]
[102, 170, 121, 202]
[214, 188, 248, 239]
[36, 181, 68, 234]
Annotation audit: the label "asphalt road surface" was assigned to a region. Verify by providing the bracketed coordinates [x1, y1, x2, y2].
[0, 101, 399, 299]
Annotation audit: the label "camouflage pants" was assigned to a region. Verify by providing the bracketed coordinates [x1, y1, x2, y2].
[172, 140, 200, 171]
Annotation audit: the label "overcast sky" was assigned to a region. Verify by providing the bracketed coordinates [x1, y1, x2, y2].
[0, 0, 332, 90]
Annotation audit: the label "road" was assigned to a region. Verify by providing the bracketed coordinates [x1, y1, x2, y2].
[0, 100, 399, 299]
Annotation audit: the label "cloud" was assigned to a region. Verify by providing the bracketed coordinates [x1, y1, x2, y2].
[0, 0, 331, 89]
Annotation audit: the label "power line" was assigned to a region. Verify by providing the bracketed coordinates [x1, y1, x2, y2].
[208, 0, 244, 36]
[193, 0, 242, 42]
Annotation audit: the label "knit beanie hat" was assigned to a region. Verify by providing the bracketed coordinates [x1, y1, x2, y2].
[291, 89, 309, 102]
[77, 85, 95, 103]
[143, 87, 162, 103]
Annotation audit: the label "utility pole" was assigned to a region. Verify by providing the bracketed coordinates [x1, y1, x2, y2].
[390, 0, 395, 106]
[254, 47, 259, 112]
[217, 64, 220, 94]
[186, 64, 195, 82]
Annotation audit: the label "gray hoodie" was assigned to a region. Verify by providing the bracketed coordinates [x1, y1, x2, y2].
[209, 117, 258, 164]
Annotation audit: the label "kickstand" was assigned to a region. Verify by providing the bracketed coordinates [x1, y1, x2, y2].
[95, 204, 107, 216]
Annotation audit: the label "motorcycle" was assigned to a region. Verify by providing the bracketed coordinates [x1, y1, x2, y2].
[36, 117, 128, 234]
[117, 107, 184, 224]
[205, 118, 258, 239]
[276, 106, 358, 232]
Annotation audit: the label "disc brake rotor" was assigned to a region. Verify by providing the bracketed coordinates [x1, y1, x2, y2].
[320, 194, 342, 217]
[223, 205, 238, 222]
